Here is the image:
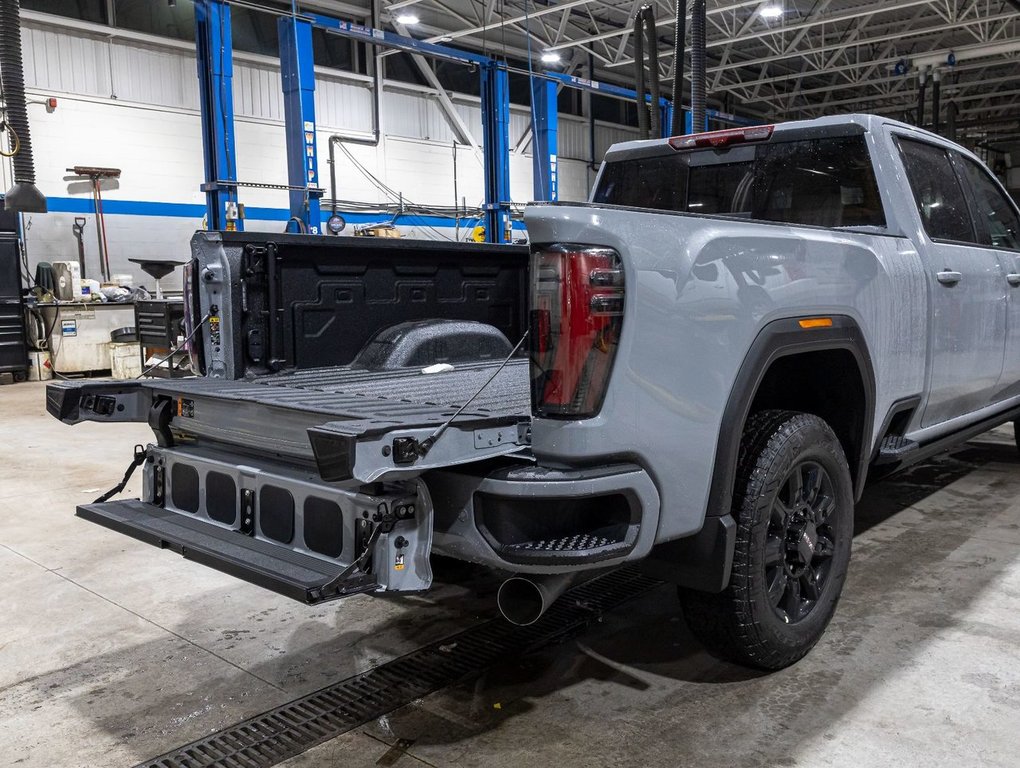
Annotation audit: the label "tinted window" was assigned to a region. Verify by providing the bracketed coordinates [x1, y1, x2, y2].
[594, 154, 687, 211]
[958, 157, 1020, 250]
[24, 0, 107, 23]
[896, 139, 975, 243]
[593, 135, 885, 229]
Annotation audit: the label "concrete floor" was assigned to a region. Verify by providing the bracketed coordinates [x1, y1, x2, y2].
[2, 380, 1019, 768]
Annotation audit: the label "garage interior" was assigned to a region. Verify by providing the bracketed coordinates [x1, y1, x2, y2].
[2, 1, 1020, 767]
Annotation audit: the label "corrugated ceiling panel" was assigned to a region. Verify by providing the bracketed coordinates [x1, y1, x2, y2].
[110, 41, 197, 109]
[595, 123, 640, 157]
[234, 62, 284, 121]
[23, 24, 109, 97]
[316, 76, 374, 133]
[384, 90, 454, 143]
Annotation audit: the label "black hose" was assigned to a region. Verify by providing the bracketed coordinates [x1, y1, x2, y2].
[634, 8, 648, 139]
[643, 6, 661, 138]
[0, 0, 46, 211]
[917, 78, 927, 128]
[691, 0, 706, 132]
[671, 0, 687, 134]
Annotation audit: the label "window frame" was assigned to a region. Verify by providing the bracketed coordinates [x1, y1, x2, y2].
[592, 133, 887, 232]
[893, 135, 982, 249]
[952, 151, 1020, 254]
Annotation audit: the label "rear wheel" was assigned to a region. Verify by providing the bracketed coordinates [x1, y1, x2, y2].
[679, 410, 854, 670]
[1014, 419, 1020, 454]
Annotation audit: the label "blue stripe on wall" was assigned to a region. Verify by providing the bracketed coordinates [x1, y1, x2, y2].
[44, 196, 528, 231]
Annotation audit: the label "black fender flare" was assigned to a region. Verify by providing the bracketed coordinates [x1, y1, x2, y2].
[646, 315, 876, 593]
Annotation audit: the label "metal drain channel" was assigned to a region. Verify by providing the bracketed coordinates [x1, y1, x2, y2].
[138, 568, 660, 768]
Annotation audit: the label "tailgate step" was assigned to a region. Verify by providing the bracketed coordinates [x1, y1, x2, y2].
[77, 500, 377, 604]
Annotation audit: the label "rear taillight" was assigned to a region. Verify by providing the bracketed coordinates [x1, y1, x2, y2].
[183, 258, 205, 375]
[529, 244, 624, 419]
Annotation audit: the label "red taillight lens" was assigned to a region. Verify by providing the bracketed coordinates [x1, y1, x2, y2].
[529, 244, 624, 418]
[667, 124, 774, 150]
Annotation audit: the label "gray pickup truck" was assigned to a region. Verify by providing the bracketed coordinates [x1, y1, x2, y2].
[48, 114, 1020, 670]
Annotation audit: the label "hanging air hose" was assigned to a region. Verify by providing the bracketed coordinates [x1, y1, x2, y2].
[691, 0, 706, 133]
[671, 0, 687, 134]
[642, 6, 661, 138]
[633, 9, 648, 139]
[0, 0, 45, 211]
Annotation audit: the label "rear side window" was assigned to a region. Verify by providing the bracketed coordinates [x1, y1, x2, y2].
[958, 157, 1020, 250]
[593, 154, 687, 211]
[592, 134, 886, 229]
[896, 139, 975, 244]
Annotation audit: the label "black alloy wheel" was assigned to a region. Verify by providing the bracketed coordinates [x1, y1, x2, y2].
[679, 410, 854, 670]
[764, 461, 838, 625]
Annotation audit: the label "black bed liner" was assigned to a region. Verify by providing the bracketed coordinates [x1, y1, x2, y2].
[146, 358, 530, 424]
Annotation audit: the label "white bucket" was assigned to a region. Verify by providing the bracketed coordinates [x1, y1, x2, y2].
[27, 350, 53, 381]
[109, 342, 142, 380]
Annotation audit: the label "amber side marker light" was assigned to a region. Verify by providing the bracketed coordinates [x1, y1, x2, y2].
[798, 317, 834, 329]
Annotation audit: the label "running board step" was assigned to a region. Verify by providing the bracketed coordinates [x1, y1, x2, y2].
[77, 500, 377, 604]
[874, 435, 920, 466]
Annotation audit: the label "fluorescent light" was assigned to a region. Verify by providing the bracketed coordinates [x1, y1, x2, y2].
[759, 5, 783, 19]
[395, 13, 419, 24]
[541, 51, 561, 63]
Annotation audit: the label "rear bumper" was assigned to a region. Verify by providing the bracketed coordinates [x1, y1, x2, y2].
[428, 462, 661, 574]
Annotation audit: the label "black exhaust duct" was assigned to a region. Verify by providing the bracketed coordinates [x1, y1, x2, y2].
[916, 69, 927, 128]
[691, 0, 706, 132]
[642, 5, 661, 138]
[932, 70, 941, 135]
[946, 101, 958, 142]
[0, 0, 46, 212]
[671, 0, 687, 134]
[633, 8, 648, 139]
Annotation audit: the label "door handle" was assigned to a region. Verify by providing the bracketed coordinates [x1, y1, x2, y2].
[1007, 273, 1020, 287]
[936, 270, 963, 285]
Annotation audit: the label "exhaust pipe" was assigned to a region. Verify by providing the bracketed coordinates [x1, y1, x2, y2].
[0, 0, 46, 212]
[498, 574, 578, 626]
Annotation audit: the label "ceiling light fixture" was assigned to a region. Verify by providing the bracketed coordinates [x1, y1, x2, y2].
[541, 51, 561, 63]
[759, 5, 783, 19]
[395, 13, 420, 25]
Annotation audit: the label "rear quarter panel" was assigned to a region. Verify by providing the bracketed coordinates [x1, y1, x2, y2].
[523, 205, 927, 540]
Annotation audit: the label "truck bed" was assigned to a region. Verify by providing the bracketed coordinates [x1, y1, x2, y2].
[142, 359, 531, 473]
[149, 358, 529, 421]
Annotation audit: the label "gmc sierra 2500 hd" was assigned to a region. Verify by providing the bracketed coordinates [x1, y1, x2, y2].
[48, 114, 1020, 670]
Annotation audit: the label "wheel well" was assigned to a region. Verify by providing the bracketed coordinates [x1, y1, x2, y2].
[749, 349, 867, 488]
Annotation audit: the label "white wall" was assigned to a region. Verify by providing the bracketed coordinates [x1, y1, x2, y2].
[16, 14, 638, 291]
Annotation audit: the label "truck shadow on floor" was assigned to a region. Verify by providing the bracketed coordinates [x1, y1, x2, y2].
[6, 437, 1017, 767]
[357, 435, 1020, 766]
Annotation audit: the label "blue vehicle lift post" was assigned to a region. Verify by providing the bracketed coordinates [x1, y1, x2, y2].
[480, 62, 512, 242]
[279, 15, 322, 233]
[194, 0, 241, 231]
[530, 77, 558, 202]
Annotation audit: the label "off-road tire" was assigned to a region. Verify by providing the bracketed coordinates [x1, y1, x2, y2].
[679, 410, 854, 670]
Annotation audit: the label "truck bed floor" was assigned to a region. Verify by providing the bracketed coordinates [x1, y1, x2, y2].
[145, 359, 530, 428]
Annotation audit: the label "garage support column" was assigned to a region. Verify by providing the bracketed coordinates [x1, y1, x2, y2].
[480, 62, 512, 243]
[531, 78, 558, 202]
[279, 16, 322, 234]
[194, 0, 242, 231]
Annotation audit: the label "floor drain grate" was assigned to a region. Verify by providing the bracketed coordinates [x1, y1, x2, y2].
[137, 568, 660, 768]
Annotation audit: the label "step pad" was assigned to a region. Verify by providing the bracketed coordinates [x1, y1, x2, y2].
[874, 435, 920, 465]
[77, 500, 377, 604]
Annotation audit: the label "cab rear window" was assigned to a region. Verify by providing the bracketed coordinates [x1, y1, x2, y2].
[593, 135, 885, 230]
